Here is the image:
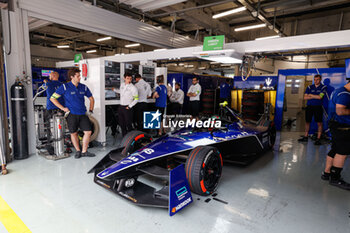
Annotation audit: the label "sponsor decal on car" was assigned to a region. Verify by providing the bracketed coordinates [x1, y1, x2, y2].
[171, 197, 192, 213]
[175, 186, 188, 201]
[119, 192, 138, 203]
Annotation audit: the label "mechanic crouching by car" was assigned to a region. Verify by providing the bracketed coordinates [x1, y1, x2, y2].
[321, 80, 350, 190]
[50, 68, 95, 159]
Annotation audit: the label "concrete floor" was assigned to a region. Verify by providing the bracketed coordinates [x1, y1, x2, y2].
[0, 131, 349, 233]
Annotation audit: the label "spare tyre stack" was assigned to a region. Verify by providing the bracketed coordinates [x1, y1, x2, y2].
[202, 89, 215, 115]
[242, 91, 264, 121]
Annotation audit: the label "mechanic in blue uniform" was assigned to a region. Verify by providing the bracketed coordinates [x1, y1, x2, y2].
[153, 75, 167, 136]
[50, 68, 95, 159]
[321, 81, 350, 190]
[220, 78, 232, 104]
[298, 74, 327, 145]
[44, 71, 64, 116]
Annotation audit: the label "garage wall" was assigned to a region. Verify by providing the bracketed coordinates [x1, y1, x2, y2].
[249, 53, 350, 76]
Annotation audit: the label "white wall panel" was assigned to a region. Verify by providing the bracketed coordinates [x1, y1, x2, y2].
[18, 0, 200, 49]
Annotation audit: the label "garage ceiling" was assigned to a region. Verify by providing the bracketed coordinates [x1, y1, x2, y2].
[23, 0, 350, 67]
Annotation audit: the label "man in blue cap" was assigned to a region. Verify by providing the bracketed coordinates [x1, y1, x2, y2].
[50, 68, 95, 159]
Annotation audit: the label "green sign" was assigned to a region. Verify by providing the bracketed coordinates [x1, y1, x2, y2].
[203, 35, 225, 51]
[74, 53, 83, 63]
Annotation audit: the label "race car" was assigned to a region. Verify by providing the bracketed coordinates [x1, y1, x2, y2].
[89, 104, 276, 215]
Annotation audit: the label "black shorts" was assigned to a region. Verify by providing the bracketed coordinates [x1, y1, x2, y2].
[66, 113, 92, 133]
[305, 105, 323, 123]
[330, 122, 350, 155]
[156, 107, 165, 116]
[189, 101, 200, 117]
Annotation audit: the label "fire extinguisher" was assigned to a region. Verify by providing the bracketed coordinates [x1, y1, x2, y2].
[82, 63, 88, 80]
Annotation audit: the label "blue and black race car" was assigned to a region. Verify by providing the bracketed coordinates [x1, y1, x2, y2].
[89, 104, 275, 215]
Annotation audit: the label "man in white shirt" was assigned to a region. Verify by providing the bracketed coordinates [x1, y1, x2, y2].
[134, 74, 152, 130]
[187, 77, 201, 118]
[117, 72, 138, 136]
[169, 82, 184, 114]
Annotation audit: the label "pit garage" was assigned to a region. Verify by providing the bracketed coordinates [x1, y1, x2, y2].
[0, 0, 350, 232]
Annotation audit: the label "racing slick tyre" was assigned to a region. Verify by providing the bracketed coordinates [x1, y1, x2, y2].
[120, 131, 152, 157]
[185, 146, 223, 196]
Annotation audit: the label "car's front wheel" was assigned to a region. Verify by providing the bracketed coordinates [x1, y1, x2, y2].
[120, 131, 152, 157]
[185, 146, 223, 196]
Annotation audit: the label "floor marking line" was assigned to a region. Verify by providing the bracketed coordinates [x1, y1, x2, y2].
[0, 195, 32, 233]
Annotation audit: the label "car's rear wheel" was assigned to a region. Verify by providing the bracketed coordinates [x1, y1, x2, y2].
[120, 131, 152, 156]
[185, 146, 223, 196]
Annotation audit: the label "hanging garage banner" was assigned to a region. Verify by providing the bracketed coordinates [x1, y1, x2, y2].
[203, 35, 225, 51]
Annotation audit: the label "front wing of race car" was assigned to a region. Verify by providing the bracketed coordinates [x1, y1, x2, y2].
[89, 148, 193, 216]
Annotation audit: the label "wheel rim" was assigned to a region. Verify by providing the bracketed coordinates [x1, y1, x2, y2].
[202, 151, 222, 192]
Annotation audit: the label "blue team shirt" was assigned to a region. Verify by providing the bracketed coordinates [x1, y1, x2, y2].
[305, 84, 327, 106]
[328, 87, 350, 125]
[155, 85, 167, 108]
[220, 82, 231, 98]
[46, 81, 64, 110]
[54, 82, 92, 115]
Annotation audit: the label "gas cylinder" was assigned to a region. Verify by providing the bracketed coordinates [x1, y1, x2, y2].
[11, 81, 29, 159]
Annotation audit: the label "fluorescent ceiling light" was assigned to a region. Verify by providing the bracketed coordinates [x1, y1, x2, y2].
[178, 63, 184, 66]
[86, 49, 97, 53]
[220, 64, 232, 66]
[154, 48, 167, 52]
[193, 49, 242, 64]
[206, 57, 242, 64]
[57, 45, 69, 48]
[125, 43, 140, 48]
[97, 36, 112, 42]
[210, 62, 220, 64]
[235, 24, 266, 32]
[255, 35, 280, 41]
[198, 67, 206, 70]
[184, 64, 194, 68]
[213, 7, 246, 19]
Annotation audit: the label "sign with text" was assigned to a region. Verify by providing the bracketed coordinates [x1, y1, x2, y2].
[203, 35, 225, 51]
